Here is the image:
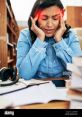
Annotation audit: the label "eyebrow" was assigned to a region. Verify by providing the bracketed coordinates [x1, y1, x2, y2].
[40, 14, 60, 17]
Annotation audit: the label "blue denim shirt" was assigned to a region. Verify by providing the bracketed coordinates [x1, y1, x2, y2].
[16, 28, 82, 80]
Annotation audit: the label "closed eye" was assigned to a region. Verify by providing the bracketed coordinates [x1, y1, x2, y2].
[39, 14, 60, 20]
[52, 15, 60, 20]
[40, 16, 48, 20]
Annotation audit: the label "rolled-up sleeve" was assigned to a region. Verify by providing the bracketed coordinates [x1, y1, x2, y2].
[53, 31, 82, 67]
[16, 30, 48, 80]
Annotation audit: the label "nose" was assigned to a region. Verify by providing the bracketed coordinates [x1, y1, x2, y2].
[46, 19, 53, 27]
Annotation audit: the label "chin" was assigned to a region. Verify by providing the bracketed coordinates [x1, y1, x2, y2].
[45, 34, 54, 37]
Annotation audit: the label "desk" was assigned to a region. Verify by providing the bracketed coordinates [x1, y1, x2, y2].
[15, 78, 70, 109]
[16, 101, 70, 109]
[37, 77, 69, 81]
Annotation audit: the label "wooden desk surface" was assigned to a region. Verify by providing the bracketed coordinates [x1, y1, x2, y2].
[37, 77, 69, 81]
[16, 101, 70, 109]
[15, 78, 70, 109]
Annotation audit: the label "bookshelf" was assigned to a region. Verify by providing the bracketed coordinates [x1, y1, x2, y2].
[65, 6, 82, 49]
[0, 0, 19, 68]
[66, 6, 82, 28]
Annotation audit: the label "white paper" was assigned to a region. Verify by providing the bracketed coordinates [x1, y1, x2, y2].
[0, 96, 13, 109]
[70, 100, 82, 109]
[1, 82, 68, 107]
[0, 79, 50, 95]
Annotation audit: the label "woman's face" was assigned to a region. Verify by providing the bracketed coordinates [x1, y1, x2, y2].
[38, 6, 63, 37]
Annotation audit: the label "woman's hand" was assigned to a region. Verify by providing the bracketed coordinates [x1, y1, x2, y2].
[54, 16, 66, 42]
[30, 17, 45, 41]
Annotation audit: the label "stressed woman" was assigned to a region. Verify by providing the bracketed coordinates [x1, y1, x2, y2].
[16, 0, 82, 86]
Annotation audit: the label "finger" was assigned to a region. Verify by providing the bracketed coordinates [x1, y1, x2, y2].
[59, 15, 66, 31]
[60, 12, 63, 18]
[59, 16, 62, 27]
[34, 15, 38, 22]
[30, 16, 38, 32]
[30, 16, 35, 25]
[59, 14, 64, 26]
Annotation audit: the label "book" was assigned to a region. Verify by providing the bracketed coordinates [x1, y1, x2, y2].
[72, 56, 82, 66]
[67, 63, 81, 77]
[67, 56, 82, 91]
[70, 100, 82, 109]
[0, 79, 50, 95]
[67, 56, 82, 75]
[66, 73, 82, 90]
[67, 89, 82, 101]
[1, 82, 69, 107]
[66, 57, 82, 108]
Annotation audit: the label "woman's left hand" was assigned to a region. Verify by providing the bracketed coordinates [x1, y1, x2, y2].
[54, 16, 66, 42]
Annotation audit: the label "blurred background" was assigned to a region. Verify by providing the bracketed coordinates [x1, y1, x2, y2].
[10, 0, 82, 24]
[0, 0, 82, 68]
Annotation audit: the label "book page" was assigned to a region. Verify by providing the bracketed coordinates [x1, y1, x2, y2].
[7, 85, 44, 106]
[0, 96, 13, 109]
[1, 81, 69, 107]
[19, 79, 50, 86]
[0, 79, 50, 95]
[1, 84, 49, 107]
[0, 81, 25, 95]
[38, 83, 68, 103]
[70, 100, 82, 109]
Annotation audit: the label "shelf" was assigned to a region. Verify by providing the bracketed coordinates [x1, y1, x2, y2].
[13, 53, 16, 57]
[6, 1, 13, 18]
[12, 42, 16, 45]
[0, 0, 19, 68]
[7, 42, 13, 47]
[66, 6, 82, 28]
[7, 59, 14, 64]
[7, 23, 17, 37]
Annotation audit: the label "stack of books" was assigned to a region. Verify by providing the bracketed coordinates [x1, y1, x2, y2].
[66, 56, 82, 109]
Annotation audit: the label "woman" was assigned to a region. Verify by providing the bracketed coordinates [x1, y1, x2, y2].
[16, 0, 82, 86]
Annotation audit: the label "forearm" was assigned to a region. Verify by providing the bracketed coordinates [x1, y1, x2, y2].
[53, 39, 82, 67]
[16, 38, 47, 80]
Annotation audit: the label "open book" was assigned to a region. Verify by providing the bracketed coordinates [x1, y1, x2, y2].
[0, 79, 50, 95]
[1, 82, 68, 107]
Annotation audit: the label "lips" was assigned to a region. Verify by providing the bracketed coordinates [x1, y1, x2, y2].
[44, 29, 54, 34]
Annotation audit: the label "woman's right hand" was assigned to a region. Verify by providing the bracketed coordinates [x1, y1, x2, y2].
[30, 17, 45, 41]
